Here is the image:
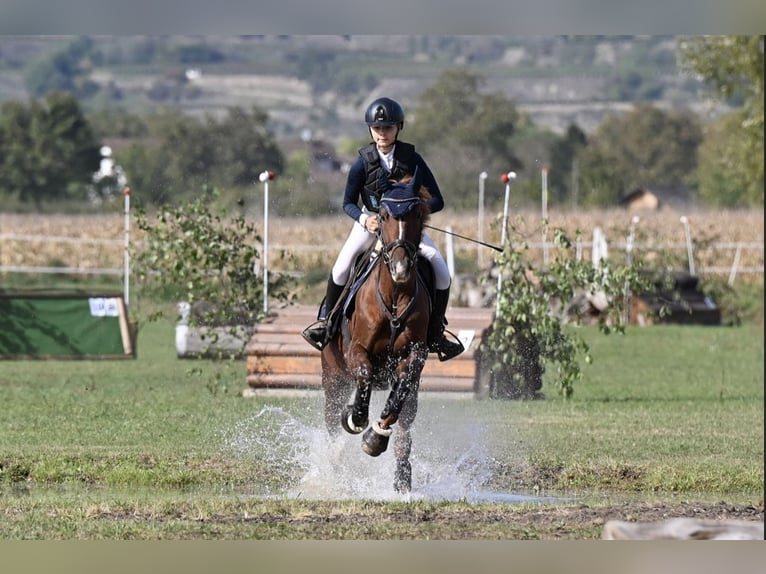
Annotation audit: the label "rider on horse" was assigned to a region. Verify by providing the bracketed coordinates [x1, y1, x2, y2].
[302, 96, 464, 362]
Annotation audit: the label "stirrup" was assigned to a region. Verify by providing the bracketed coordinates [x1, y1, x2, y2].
[301, 321, 329, 351]
[433, 329, 464, 362]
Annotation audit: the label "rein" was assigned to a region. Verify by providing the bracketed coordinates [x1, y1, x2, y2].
[374, 219, 421, 348]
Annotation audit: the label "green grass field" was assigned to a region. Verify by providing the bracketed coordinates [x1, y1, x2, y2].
[0, 311, 762, 538]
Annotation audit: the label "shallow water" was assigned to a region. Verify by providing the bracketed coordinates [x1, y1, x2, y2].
[1, 395, 568, 506]
[219, 395, 568, 504]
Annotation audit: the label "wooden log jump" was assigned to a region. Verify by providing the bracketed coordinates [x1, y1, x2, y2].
[244, 304, 495, 395]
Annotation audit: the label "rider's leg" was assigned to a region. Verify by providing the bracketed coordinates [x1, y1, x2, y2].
[419, 234, 464, 361]
[302, 275, 345, 348]
[302, 221, 375, 349]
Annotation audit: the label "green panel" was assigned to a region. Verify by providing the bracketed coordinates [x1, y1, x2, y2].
[0, 294, 133, 359]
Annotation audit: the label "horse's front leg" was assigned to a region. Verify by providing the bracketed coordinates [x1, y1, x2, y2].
[343, 343, 373, 435]
[380, 342, 427, 425]
[362, 343, 427, 458]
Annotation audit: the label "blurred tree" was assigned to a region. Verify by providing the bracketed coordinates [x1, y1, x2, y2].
[606, 68, 665, 101]
[116, 106, 284, 206]
[0, 101, 35, 203]
[678, 35, 764, 207]
[173, 42, 226, 64]
[576, 103, 702, 206]
[0, 92, 101, 207]
[294, 49, 337, 94]
[406, 68, 525, 210]
[24, 36, 95, 98]
[206, 106, 283, 188]
[696, 112, 762, 207]
[547, 123, 588, 206]
[86, 109, 149, 139]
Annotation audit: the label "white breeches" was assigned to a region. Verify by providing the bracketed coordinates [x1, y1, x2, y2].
[331, 220, 451, 290]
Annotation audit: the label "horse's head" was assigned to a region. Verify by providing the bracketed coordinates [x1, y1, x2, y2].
[378, 167, 431, 284]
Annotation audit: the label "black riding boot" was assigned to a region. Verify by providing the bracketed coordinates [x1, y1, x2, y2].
[428, 286, 465, 361]
[302, 276, 345, 350]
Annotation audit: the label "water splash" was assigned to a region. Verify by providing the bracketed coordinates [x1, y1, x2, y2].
[221, 395, 552, 503]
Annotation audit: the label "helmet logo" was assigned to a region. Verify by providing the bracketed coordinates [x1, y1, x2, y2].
[374, 105, 386, 122]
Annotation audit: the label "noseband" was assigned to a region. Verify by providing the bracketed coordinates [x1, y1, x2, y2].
[377, 208, 421, 274]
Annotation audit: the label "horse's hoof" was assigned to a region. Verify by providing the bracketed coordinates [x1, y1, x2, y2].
[361, 420, 392, 457]
[341, 405, 366, 435]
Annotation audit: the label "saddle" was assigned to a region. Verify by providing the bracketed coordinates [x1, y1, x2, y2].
[323, 243, 435, 343]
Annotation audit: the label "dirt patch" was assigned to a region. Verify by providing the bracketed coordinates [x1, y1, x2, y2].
[187, 500, 765, 540]
[484, 500, 765, 539]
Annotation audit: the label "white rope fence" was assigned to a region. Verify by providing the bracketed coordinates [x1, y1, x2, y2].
[1, 234, 762, 283]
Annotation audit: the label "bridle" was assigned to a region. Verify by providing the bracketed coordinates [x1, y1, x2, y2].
[377, 205, 421, 275]
[374, 203, 423, 345]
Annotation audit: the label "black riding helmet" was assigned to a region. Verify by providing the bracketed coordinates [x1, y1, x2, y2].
[364, 97, 405, 128]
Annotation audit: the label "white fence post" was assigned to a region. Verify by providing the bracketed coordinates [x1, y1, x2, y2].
[496, 171, 516, 316]
[728, 243, 742, 286]
[541, 167, 549, 267]
[478, 171, 487, 269]
[259, 170, 276, 314]
[680, 216, 695, 276]
[123, 187, 131, 308]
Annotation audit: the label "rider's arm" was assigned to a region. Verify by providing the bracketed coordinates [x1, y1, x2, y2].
[342, 157, 366, 225]
[415, 154, 445, 214]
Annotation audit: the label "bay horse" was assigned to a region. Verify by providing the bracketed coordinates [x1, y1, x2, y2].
[320, 168, 431, 493]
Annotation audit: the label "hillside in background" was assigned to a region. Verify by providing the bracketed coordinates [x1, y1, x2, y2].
[0, 35, 727, 144]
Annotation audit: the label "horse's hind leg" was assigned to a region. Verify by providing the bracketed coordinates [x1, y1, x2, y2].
[322, 350, 355, 437]
[393, 388, 419, 493]
[322, 374, 347, 437]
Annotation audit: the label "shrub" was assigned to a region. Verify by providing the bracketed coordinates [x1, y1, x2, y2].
[133, 186, 295, 340]
[480, 220, 652, 399]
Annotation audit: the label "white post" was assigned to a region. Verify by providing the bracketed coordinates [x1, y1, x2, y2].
[541, 167, 549, 267]
[728, 243, 742, 286]
[259, 170, 274, 313]
[575, 237, 582, 262]
[445, 225, 455, 278]
[626, 215, 639, 266]
[680, 216, 695, 276]
[624, 215, 639, 324]
[478, 171, 488, 269]
[123, 187, 131, 308]
[592, 227, 607, 269]
[496, 171, 516, 316]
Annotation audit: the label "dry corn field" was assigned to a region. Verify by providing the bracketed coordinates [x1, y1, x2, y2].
[1, 208, 763, 285]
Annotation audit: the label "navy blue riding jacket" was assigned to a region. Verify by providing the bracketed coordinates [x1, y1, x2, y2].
[342, 141, 445, 222]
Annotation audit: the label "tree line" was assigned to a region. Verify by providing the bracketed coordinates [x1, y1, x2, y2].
[0, 36, 761, 213]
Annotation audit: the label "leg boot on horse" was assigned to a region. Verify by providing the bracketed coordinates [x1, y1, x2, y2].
[341, 383, 371, 435]
[362, 354, 423, 458]
[428, 286, 465, 361]
[303, 276, 345, 350]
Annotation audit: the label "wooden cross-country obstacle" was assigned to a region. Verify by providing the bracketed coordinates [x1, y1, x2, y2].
[244, 304, 495, 395]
